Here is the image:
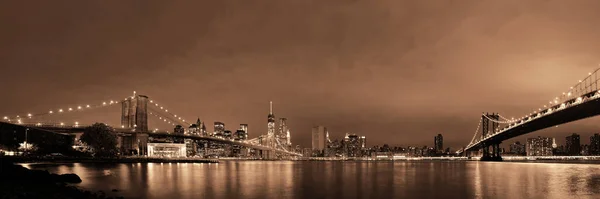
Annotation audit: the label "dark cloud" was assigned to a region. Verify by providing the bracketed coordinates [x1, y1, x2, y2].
[2, 0, 600, 148]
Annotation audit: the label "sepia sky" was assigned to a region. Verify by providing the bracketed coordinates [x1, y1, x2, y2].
[2, 0, 600, 148]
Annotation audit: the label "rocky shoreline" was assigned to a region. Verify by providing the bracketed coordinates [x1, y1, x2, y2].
[3, 156, 219, 164]
[0, 160, 123, 199]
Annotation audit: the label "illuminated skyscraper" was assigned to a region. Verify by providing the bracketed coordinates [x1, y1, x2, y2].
[240, 124, 248, 137]
[267, 101, 275, 146]
[235, 129, 247, 141]
[526, 136, 553, 156]
[286, 129, 291, 146]
[278, 118, 288, 139]
[223, 130, 232, 139]
[359, 136, 367, 148]
[214, 122, 225, 137]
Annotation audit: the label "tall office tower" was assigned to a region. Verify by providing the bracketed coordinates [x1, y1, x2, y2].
[214, 122, 225, 137]
[240, 124, 249, 137]
[188, 123, 198, 135]
[526, 136, 553, 156]
[286, 129, 291, 146]
[566, 133, 581, 155]
[312, 126, 327, 151]
[267, 101, 276, 146]
[223, 130, 232, 139]
[278, 118, 288, 139]
[235, 129, 247, 141]
[359, 136, 367, 148]
[200, 121, 207, 136]
[590, 133, 600, 155]
[434, 134, 443, 153]
[121, 94, 149, 132]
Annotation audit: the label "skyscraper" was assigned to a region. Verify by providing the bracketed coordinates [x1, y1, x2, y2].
[286, 129, 291, 146]
[267, 101, 276, 146]
[223, 130, 232, 139]
[566, 133, 581, 156]
[312, 126, 327, 151]
[590, 133, 600, 155]
[359, 136, 367, 148]
[434, 134, 443, 153]
[278, 118, 288, 140]
[240, 124, 248, 137]
[526, 136, 553, 156]
[214, 122, 225, 137]
[235, 129, 247, 141]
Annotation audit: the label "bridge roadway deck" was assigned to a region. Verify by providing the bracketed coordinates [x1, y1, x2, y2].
[466, 91, 600, 151]
[5, 123, 300, 156]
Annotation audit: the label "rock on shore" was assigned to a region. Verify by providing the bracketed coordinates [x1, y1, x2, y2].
[0, 160, 121, 199]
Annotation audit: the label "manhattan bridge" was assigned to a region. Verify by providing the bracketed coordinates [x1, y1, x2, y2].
[460, 68, 600, 161]
[1, 92, 301, 159]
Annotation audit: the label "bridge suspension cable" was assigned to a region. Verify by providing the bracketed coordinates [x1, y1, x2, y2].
[468, 118, 482, 146]
[147, 99, 190, 126]
[481, 114, 516, 124]
[2, 98, 122, 124]
[147, 111, 179, 132]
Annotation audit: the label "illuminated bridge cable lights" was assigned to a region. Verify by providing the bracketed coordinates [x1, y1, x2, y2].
[148, 111, 176, 127]
[2, 98, 122, 123]
[147, 99, 190, 126]
[466, 68, 600, 152]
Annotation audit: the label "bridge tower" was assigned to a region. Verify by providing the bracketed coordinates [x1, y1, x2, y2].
[120, 93, 149, 155]
[121, 93, 149, 132]
[480, 113, 502, 161]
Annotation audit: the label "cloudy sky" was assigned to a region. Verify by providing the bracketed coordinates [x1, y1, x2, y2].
[2, 0, 600, 148]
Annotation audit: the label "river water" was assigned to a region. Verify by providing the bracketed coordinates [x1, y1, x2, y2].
[22, 161, 600, 199]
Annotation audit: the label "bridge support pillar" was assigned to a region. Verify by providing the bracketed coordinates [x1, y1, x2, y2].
[480, 143, 502, 161]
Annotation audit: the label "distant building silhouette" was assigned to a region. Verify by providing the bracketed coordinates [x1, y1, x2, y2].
[173, 125, 184, 143]
[590, 134, 600, 155]
[434, 134, 443, 153]
[566, 133, 581, 156]
[509, 141, 525, 155]
[312, 126, 327, 152]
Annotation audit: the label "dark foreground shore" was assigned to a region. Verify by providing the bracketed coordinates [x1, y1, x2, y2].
[0, 160, 123, 199]
[3, 156, 219, 164]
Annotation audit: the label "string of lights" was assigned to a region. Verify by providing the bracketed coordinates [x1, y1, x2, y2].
[147, 99, 190, 126]
[468, 119, 482, 146]
[148, 111, 177, 127]
[2, 99, 122, 124]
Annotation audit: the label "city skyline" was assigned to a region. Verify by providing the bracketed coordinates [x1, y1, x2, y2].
[4, 1, 600, 148]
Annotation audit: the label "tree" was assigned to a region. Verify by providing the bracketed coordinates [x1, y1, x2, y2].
[80, 123, 118, 157]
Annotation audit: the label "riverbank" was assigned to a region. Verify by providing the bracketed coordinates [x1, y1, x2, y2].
[2, 156, 219, 164]
[0, 160, 123, 199]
